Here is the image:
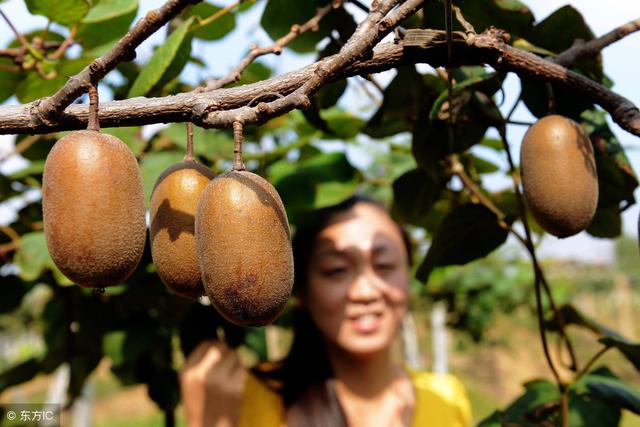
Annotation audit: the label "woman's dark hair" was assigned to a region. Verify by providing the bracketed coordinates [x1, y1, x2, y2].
[253, 195, 412, 426]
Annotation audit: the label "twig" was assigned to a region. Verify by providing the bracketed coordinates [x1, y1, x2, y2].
[545, 82, 556, 114]
[50, 27, 77, 60]
[192, 0, 248, 30]
[185, 122, 194, 161]
[348, 0, 369, 13]
[354, 76, 382, 106]
[0, 226, 20, 243]
[505, 89, 522, 122]
[362, 74, 384, 94]
[0, 42, 62, 61]
[554, 18, 640, 67]
[232, 121, 245, 171]
[452, 5, 475, 35]
[575, 345, 611, 381]
[35, 0, 202, 123]
[0, 9, 31, 54]
[203, 0, 343, 91]
[87, 85, 100, 131]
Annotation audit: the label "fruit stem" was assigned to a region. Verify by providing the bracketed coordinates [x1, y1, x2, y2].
[87, 85, 100, 131]
[233, 121, 246, 171]
[185, 122, 195, 161]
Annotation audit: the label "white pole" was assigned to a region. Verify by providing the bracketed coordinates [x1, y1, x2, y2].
[431, 301, 448, 374]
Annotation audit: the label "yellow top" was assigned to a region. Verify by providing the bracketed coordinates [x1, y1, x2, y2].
[237, 370, 471, 427]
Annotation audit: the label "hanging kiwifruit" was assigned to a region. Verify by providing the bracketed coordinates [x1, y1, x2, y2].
[150, 123, 214, 299]
[520, 114, 598, 238]
[195, 122, 294, 326]
[43, 86, 146, 287]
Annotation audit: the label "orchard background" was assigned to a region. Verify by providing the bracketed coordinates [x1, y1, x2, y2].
[0, 0, 639, 425]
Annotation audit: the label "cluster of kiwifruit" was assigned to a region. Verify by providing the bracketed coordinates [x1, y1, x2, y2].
[43, 88, 293, 326]
[520, 114, 598, 238]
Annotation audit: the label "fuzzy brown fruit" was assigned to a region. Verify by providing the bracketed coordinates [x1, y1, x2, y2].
[150, 161, 214, 299]
[195, 170, 294, 326]
[43, 130, 146, 287]
[520, 114, 598, 238]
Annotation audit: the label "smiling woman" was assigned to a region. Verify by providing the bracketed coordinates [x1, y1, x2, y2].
[179, 196, 471, 427]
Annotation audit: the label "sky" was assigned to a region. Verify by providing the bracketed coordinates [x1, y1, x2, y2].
[0, 0, 639, 263]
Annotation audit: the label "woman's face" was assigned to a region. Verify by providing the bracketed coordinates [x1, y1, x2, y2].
[304, 202, 410, 358]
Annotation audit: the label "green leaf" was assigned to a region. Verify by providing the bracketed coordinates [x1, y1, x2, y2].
[476, 411, 503, 427]
[521, 76, 594, 121]
[128, 17, 194, 97]
[244, 327, 268, 362]
[585, 205, 621, 238]
[0, 358, 42, 393]
[423, 0, 534, 39]
[318, 80, 347, 110]
[261, 0, 355, 53]
[84, 0, 137, 22]
[103, 127, 146, 157]
[320, 108, 365, 139]
[391, 168, 442, 227]
[77, 0, 138, 49]
[0, 275, 29, 314]
[466, 154, 500, 175]
[416, 204, 510, 282]
[14, 232, 54, 281]
[147, 368, 180, 410]
[25, 0, 90, 25]
[272, 152, 359, 222]
[429, 70, 504, 120]
[499, 376, 622, 425]
[0, 59, 22, 103]
[579, 371, 640, 414]
[365, 67, 444, 139]
[503, 379, 560, 422]
[412, 93, 493, 174]
[139, 151, 185, 206]
[188, 2, 236, 41]
[103, 331, 127, 366]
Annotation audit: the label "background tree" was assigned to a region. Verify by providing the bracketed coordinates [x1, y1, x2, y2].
[0, 0, 639, 426]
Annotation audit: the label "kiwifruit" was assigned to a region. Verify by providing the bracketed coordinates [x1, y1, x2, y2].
[150, 160, 214, 299]
[520, 114, 598, 238]
[195, 170, 294, 326]
[43, 130, 146, 287]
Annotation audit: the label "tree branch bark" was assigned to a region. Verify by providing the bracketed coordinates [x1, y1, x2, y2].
[33, 0, 201, 124]
[1, 27, 639, 137]
[554, 17, 640, 67]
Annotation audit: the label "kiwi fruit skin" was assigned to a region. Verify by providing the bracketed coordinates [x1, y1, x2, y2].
[150, 160, 214, 299]
[520, 114, 598, 238]
[43, 130, 146, 287]
[195, 170, 294, 326]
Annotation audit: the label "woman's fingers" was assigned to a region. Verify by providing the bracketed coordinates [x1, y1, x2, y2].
[183, 340, 218, 369]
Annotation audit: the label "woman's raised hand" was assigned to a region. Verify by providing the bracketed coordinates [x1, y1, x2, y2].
[180, 340, 247, 427]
